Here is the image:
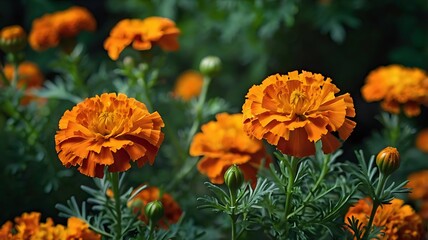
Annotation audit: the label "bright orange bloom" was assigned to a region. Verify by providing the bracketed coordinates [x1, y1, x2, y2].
[242, 70, 356, 158]
[345, 198, 424, 240]
[0, 25, 26, 52]
[172, 70, 204, 101]
[13, 212, 41, 239]
[416, 128, 428, 153]
[29, 6, 96, 51]
[407, 170, 428, 200]
[128, 186, 182, 228]
[361, 65, 428, 117]
[0, 221, 13, 239]
[104, 17, 180, 60]
[55, 93, 164, 178]
[66, 217, 101, 240]
[190, 113, 271, 184]
[2, 61, 45, 105]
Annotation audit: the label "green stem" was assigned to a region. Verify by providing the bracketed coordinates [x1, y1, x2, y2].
[148, 219, 155, 240]
[284, 156, 300, 234]
[362, 173, 387, 240]
[229, 188, 237, 240]
[139, 76, 154, 112]
[110, 172, 122, 240]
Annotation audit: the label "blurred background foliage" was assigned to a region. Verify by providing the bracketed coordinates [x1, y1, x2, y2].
[0, 0, 427, 229]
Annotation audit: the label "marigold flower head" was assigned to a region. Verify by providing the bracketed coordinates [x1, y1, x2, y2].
[66, 217, 101, 239]
[407, 170, 428, 200]
[128, 186, 182, 228]
[103, 17, 180, 60]
[416, 128, 428, 153]
[361, 65, 428, 117]
[55, 93, 164, 178]
[345, 198, 424, 240]
[190, 113, 271, 185]
[29, 6, 96, 51]
[0, 25, 27, 52]
[376, 146, 400, 175]
[242, 70, 356, 158]
[172, 70, 204, 101]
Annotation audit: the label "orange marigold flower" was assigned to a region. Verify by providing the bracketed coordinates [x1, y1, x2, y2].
[407, 170, 428, 200]
[172, 70, 204, 101]
[13, 212, 42, 239]
[361, 65, 428, 117]
[190, 113, 271, 184]
[416, 128, 428, 153]
[242, 70, 356, 158]
[66, 217, 100, 240]
[0, 25, 26, 52]
[128, 186, 182, 228]
[55, 93, 165, 178]
[29, 6, 96, 51]
[103, 17, 180, 60]
[0, 221, 13, 239]
[345, 198, 425, 240]
[31, 218, 67, 240]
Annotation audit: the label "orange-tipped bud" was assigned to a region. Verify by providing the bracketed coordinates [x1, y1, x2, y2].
[376, 147, 400, 175]
[0, 25, 27, 53]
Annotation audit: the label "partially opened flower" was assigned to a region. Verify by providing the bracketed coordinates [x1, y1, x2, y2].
[242, 70, 356, 158]
[29, 6, 96, 51]
[104, 17, 180, 60]
[128, 186, 182, 228]
[345, 198, 424, 240]
[0, 25, 26, 52]
[190, 113, 271, 185]
[172, 70, 204, 101]
[55, 93, 164, 178]
[361, 65, 428, 117]
[416, 128, 428, 153]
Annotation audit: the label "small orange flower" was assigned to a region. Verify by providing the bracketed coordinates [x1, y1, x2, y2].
[55, 93, 165, 178]
[104, 17, 180, 60]
[66, 217, 101, 240]
[13, 212, 41, 239]
[345, 198, 424, 240]
[128, 186, 182, 228]
[0, 221, 13, 239]
[0, 25, 26, 52]
[172, 70, 204, 101]
[242, 70, 356, 158]
[416, 128, 428, 153]
[407, 170, 428, 200]
[361, 65, 428, 117]
[190, 113, 271, 184]
[29, 6, 96, 51]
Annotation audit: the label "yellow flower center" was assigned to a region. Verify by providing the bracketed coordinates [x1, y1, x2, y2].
[96, 111, 116, 136]
[290, 90, 307, 115]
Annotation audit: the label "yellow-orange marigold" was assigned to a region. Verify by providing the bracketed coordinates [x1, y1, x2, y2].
[242, 70, 356, 158]
[172, 70, 204, 101]
[0, 25, 26, 52]
[407, 170, 428, 200]
[416, 128, 428, 153]
[361, 65, 428, 117]
[190, 113, 271, 184]
[29, 6, 96, 51]
[66, 217, 101, 239]
[55, 93, 164, 178]
[345, 198, 424, 240]
[128, 186, 182, 228]
[103, 17, 180, 60]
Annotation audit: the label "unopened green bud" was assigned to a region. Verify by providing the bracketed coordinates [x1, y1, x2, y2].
[199, 56, 221, 77]
[145, 200, 164, 223]
[224, 165, 244, 192]
[376, 147, 400, 175]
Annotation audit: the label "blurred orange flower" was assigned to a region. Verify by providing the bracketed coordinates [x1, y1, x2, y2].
[361, 65, 428, 117]
[172, 70, 204, 101]
[66, 217, 101, 240]
[0, 25, 26, 52]
[2, 61, 45, 105]
[345, 198, 424, 240]
[407, 170, 428, 200]
[416, 128, 428, 153]
[55, 93, 164, 178]
[190, 113, 270, 185]
[104, 17, 180, 60]
[29, 6, 96, 51]
[128, 186, 182, 228]
[242, 70, 356, 158]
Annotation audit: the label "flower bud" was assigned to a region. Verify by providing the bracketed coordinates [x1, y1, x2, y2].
[376, 147, 400, 175]
[0, 25, 27, 53]
[199, 56, 221, 77]
[145, 200, 164, 223]
[129, 198, 144, 213]
[224, 165, 244, 192]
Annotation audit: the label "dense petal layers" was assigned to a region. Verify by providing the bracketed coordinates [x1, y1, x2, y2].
[190, 113, 270, 185]
[29, 6, 96, 51]
[345, 198, 424, 240]
[361, 65, 428, 117]
[128, 186, 182, 228]
[242, 70, 356, 158]
[104, 17, 180, 60]
[172, 70, 204, 101]
[55, 93, 164, 178]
